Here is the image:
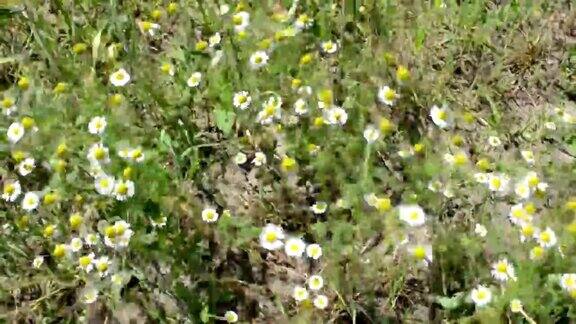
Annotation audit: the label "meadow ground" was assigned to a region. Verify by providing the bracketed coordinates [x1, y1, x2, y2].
[0, 0, 575, 322]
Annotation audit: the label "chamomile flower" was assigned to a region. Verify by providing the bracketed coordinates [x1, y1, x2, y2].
[113, 180, 135, 201]
[285, 237, 306, 257]
[491, 258, 516, 282]
[88, 116, 107, 135]
[544, 121, 556, 130]
[232, 11, 250, 32]
[560, 274, 576, 291]
[510, 299, 523, 313]
[487, 136, 502, 147]
[488, 173, 509, 193]
[95, 175, 115, 196]
[429, 105, 452, 128]
[509, 203, 531, 226]
[256, 96, 282, 124]
[249, 51, 269, 69]
[104, 220, 133, 249]
[474, 223, 488, 237]
[324, 106, 348, 125]
[320, 40, 338, 54]
[308, 275, 324, 290]
[85, 233, 100, 246]
[127, 148, 145, 163]
[32, 255, 44, 269]
[160, 63, 175, 76]
[209, 32, 222, 47]
[21, 192, 39, 211]
[408, 244, 433, 266]
[311, 201, 328, 214]
[201, 207, 219, 223]
[1, 96, 16, 116]
[109, 68, 131, 86]
[252, 152, 267, 166]
[94, 256, 111, 277]
[313, 295, 329, 309]
[473, 173, 489, 183]
[16, 157, 35, 176]
[78, 253, 95, 273]
[2, 180, 21, 202]
[529, 246, 545, 261]
[234, 152, 247, 165]
[187, 72, 202, 88]
[293, 98, 308, 115]
[138, 21, 160, 36]
[521, 150, 535, 164]
[514, 181, 531, 200]
[294, 13, 313, 30]
[536, 227, 557, 248]
[293, 286, 309, 302]
[87, 143, 110, 165]
[69, 237, 84, 252]
[470, 285, 492, 307]
[259, 224, 285, 250]
[399, 204, 426, 227]
[224, 310, 238, 323]
[82, 287, 98, 304]
[7, 122, 25, 143]
[363, 125, 380, 143]
[519, 223, 537, 242]
[233, 91, 251, 110]
[377, 86, 399, 106]
[306, 243, 323, 260]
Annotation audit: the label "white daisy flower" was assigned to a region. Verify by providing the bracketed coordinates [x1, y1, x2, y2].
[377, 86, 399, 106]
[209, 32, 221, 47]
[1, 96, 17, 115]
[249, 51, 269, 70]
[78, 253, 95, 273]
[310, 201, 328, 214]
[21, 192, 40, 211]
[7, 122, 25, 144]
[94, 256, 111, 277]
[259, 224, 285, 250]
[408, 245, 433, 266]
[292, 286, 309, 302]
[313, 295, 329, 309]
[429, 105, 452, 128]
[520, 150, 535, 164]
[201, 207, 219, 223]
[491, 258, 516, 282]
[487, 136, 501, 147]
[294, 14, 314, 30]
[69, 237, 84, 252]
[293, 98, 308, 115]
[473, 172, 489, 183]
[398, 204, 426, 227]
[510, 299, 523, 313]
[285, 237, 306, 257]
[87, 143, 110, 165]
[187, 72, 202, 88]
[474, 223, 487, 237]
[363, 125, 380, 143]
[324, 106, 348, 125]
[138, 21, 160, 36]
[308, 275, 324, 290]
[128, 148, 145, 163]
[95, 175, 115, 196]
[113, 180, 135, 201]
[514, 181, 531, 200]
[256, 96, 282, 124]
[252, 152, 267, 166]
[224, 310, 238, 323]
[321, 40, 338, 54]
[233, 91, 251, 110]
[536, 227, 557, 248]
[487, 173, 509, 193]
[109, 68, 131, 87]
[306, 243, 322, 260]
[84, 233, 100, 246]
[104, 220, 133, 249]
[17, 157, 35, 176]
[232, 11, 250, 32]
[560, 274, 576, 291]
[82, 287, 99, 304]
[32, 255, 44, 269]
[219, 4, 230, 15]
[470, 285, 492, 307]
[509, 203, 531, 226]
[519, 223, 537, 242]
[2, 180, 21, 202]
[88, 116, 107, 135]
[234, 152, 247, 165]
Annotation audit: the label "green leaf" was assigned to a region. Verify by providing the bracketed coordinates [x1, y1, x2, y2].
[436, 293, 464, 310]
[214, 107, 235, 136]
[200, 305, 210, 323]
[92, 29, 103, 66]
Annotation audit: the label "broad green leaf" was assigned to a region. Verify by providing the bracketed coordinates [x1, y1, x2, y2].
[214, 107, 235, 136]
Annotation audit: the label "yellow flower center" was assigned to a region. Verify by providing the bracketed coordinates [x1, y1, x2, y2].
[384, 89, 396, 101]
[141, 21, 152, 31]
[476, 290, 486, 300]
[409, 211, 420, 220]
[97, 262, 108, 272]
[412, 246, 426, 260]
[521, 225, 534, 236]
[99, 178, 110, 188]
[116, 183, 128, 195]
[79, 256, 92, 267]
[437, 110, 447, 121]
[2, 97, 14, 108]
[53, 245, 66, 258]
[232, 15, 243, 25]
[496, 263, 507, 273]
[265, 232, 277, 243]
[4, 184, 15, 194]
[540, 232, 550, 243]
[490, 178, 501, 189]
[105, 225, 116, 238]
[238, 95, 247, 103]
[94, 148, 106, 160]
[114, 72, 125, 81]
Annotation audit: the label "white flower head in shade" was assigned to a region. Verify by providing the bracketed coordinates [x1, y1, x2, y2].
[398, 204, 426, 227]
[259, 224, 285, 250]
[110, 68, 131, 87]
